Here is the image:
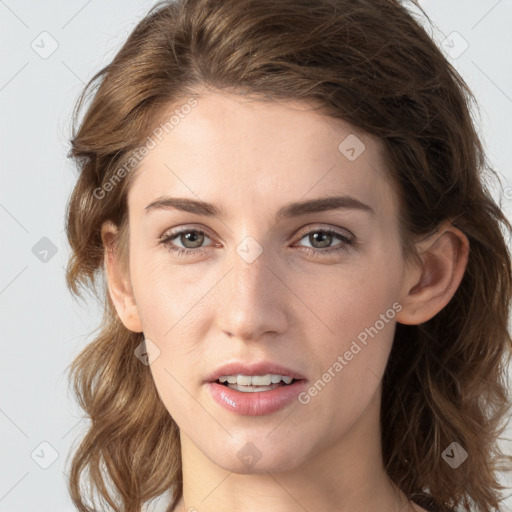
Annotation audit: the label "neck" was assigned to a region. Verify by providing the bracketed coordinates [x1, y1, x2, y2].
[172, 385, 415, 512]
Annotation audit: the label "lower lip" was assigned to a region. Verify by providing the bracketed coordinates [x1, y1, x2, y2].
[206, 380, 308, 416]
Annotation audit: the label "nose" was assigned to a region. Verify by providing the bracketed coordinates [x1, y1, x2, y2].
[215, 244, 288, 341]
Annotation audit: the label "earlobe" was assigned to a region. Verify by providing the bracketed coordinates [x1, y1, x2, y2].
[396, 221, 470, 325]
[101, 220, 143, 333]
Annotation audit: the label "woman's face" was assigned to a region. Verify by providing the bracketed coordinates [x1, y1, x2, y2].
[120, 91, 410, 472]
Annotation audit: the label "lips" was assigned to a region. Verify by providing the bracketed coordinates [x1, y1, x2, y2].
[207, 379, 308, 415]
[205, 361, 307, 383]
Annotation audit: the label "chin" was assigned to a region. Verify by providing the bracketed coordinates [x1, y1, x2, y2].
[208, 436, 311, 475]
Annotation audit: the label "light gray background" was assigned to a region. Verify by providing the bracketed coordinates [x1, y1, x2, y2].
[1, 1, 511, 511]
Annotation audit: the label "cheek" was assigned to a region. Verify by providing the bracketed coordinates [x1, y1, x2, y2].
[305, 243, 403, 388]
[309, 247, 402, 342]
[295, 265, 401, 437]
[130, 257, 208, 425]
[128, 249, 214, 396]
[130, 247, 209, 338]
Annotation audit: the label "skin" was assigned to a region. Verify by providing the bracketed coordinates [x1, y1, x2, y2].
[102, 90, 469, 512]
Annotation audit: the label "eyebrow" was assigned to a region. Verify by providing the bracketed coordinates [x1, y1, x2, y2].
[145, 194, 375, 219]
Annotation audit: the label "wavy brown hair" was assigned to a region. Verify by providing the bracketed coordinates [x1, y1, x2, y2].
[64, 0, 512, 511]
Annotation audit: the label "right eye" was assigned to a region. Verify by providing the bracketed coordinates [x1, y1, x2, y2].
[159, 228, 216, 257]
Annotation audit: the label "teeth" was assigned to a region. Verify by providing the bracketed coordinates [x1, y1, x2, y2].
[218, 374, 294, 386]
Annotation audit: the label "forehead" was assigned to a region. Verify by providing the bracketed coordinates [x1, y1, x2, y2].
[127, 91, 398, 222]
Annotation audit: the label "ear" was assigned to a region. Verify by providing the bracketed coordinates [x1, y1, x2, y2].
[101, 220, 143, 333]
[396, 220, 469, 325]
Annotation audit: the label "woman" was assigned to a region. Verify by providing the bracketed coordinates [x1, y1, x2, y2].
[64, 1, 512, 511]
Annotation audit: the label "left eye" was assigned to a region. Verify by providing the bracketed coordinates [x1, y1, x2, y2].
[158, 227, 355, 257]
[296, 229, 353, 250]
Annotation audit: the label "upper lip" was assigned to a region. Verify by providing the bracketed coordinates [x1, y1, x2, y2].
[205, 361, 307, 383]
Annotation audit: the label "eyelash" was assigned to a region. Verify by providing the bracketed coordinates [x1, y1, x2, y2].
[158, 227, 355, 258]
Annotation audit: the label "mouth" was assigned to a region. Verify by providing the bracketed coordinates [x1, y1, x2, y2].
[207, 376, 308, 415]
[205, 362, 307, 413]
[206, 361, 306, 386]
[215, 377, 301, 393]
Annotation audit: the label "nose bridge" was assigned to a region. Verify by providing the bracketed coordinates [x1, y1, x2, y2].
[231, 240, 268, 299]
[216, 238, 286, 340]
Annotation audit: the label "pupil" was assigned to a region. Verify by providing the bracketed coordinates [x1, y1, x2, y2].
[183, 231, 204, 248]
[311, 232, 331, 248]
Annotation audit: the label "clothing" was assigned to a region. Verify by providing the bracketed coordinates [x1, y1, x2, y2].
[411, 492, 451, 512]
